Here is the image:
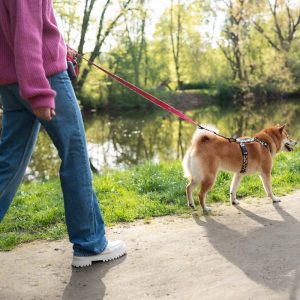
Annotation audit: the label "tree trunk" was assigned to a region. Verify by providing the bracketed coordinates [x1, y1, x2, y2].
[77, 0, 97, 57]
[77, 0, 132, 92]
[170, 0, 182, 90]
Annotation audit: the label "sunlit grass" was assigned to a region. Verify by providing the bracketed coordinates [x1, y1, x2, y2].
[0, 149, 299, 251]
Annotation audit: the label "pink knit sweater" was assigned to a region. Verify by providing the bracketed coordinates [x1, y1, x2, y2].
[0, 0, 67, 109]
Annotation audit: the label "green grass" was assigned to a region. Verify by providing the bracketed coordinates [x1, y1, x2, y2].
[0, 149, 299, 251]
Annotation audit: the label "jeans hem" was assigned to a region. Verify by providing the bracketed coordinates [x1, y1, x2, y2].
[73, 240, 108, 257]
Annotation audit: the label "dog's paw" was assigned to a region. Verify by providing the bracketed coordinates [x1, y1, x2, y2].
[232, 199, 239, 205]
[203, 206, 212, 215]
[273, 197, 281, 203]
[188, 203, 196, 209]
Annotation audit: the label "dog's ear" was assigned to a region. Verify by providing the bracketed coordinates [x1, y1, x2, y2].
[278, 124, 287, 133]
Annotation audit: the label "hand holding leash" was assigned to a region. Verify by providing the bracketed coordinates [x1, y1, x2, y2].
[33, 108, 56, 121]
[67, 46, 79, 81]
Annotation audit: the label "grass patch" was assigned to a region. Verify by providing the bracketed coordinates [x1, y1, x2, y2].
[0, 149, 299, 250]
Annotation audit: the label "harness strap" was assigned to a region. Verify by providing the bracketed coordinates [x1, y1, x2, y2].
[236, 137, 271, 173]
[239, 143, 248, 173]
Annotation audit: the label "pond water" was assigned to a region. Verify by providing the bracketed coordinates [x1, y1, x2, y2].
[2, 99, 300, 181]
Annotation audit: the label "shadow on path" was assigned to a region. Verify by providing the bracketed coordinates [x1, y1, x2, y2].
[62, 256, 126, 300]
[192, 204, 300, 296]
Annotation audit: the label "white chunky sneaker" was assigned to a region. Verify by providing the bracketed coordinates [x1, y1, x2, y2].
[72, 240, 126, 268]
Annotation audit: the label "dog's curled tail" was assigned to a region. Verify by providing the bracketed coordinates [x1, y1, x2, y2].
[192, 125, 218, 144]
[182, 126, 218, 179]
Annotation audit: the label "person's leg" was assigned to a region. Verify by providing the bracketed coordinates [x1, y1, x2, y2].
[35, 71, 108, 256]
[2, 71, 125, 267]
[0, 85, 40, 221]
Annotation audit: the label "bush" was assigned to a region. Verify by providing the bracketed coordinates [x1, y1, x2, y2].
[107, 87, 178, 111]
[181, 81, 212, 90]
[215, 82, 243, 108]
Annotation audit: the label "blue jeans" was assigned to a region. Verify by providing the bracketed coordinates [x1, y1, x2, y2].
[0, 70, 107, 256]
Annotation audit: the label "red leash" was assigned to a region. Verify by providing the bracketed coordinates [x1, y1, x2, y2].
[67, 46, 240, 142]
[67, 46, 198, 126]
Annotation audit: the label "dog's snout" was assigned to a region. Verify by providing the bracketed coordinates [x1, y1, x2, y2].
[289, 139, 297, 146]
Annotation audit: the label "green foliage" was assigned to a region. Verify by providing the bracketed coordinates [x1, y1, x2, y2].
[181, 82, 211, 90]
[53, 0, 300, 109]
[0, 181, 65, 251]
[107, 88, 154, 110]
[108, 89, 173, 110]
[1, 149, 299, 250]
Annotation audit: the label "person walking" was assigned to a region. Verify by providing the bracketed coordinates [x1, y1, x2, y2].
[0, 0, 126, 268]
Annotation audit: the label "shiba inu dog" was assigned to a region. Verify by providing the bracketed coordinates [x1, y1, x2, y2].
[183, 125, 297, 213]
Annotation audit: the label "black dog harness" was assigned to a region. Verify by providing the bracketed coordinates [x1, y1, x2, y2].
[236, 138, 271, 173]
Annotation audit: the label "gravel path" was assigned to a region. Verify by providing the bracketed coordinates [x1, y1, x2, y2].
[1, 190, 300, 300]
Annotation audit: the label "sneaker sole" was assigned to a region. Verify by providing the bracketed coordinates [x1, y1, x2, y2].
[72, 248, 126, 268]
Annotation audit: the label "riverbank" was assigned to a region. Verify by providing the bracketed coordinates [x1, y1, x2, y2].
[80, 89, 215, 112]
[0, 148, 299, 251]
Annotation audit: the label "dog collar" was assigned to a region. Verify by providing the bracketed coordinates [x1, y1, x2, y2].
[253, 138, 272, 153]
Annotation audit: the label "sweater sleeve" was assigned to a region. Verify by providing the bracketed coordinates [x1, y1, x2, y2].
[8, 0, 56, 109]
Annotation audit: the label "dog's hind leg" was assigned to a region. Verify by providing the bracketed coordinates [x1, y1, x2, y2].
[199, 174, 216, 214]
[230, 173, 243, 205]
[186, 179, 198, 209]
[260, 172, 281, 203]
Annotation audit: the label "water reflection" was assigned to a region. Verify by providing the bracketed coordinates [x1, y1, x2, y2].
[84, 112, 178, 169]
[1, 99, 299, 181]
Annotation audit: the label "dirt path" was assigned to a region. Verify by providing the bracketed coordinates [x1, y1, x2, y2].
[1, 191, 300, 300]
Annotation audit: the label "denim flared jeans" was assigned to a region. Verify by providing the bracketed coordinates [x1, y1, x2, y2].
[0, 70, 107, 256]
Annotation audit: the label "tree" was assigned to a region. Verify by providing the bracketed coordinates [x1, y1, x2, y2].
[217, 0, 249, 81]
[253, 0, 300, 53]
[77, 0, 98, 56]
[170, 0, 184, 89]
[53, 0, 81, 45]
[123, 0, 148, 86]
[76, 0, 133, 92]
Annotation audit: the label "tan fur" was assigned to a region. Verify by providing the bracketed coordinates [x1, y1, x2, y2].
[183, 125, 297, 213]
